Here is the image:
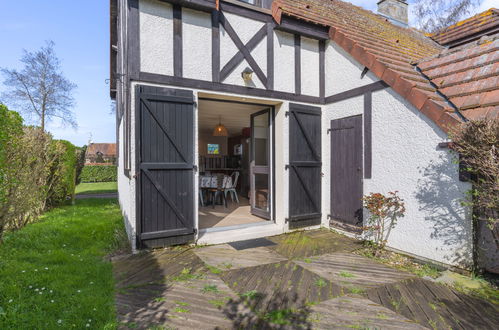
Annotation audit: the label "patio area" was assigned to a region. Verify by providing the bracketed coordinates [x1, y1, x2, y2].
[113, 230, 499, 329]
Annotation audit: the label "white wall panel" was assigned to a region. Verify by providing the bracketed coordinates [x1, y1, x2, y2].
[139, 0, 173, 76]
[182, 8, 212, 81]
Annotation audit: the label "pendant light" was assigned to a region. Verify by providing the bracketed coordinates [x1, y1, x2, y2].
[213, 115, 228, 137]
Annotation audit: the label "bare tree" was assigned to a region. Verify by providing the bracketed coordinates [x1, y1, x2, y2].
[412, 0, 482, 33]
[1, 41, 77, 132]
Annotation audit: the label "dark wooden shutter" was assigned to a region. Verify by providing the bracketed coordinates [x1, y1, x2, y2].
[330, 115, 363, 229]
[288, 103, 322, 229]
[136, 85, 195, 248]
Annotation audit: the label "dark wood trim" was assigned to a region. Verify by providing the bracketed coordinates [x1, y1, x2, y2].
[319, 40, 326, 99]
[138, 72, 324, 104]
[277, 15, 329, 40]
[173, 4, 183, 77]
[266, 22, 275, 90]
[219, 1, 273, 22]
[220, 24, 267, 82]
[219, 13, 267, 86]
[158, 0, 216, 12]
[364, 92, 372, 179]
[127, 0, 140, 80]
[134, 84, 142, 248]
[325, 81, 388, 104]
[294, 34, 301, 95]
[211, 10, 220, 82]
[198, 97, 273, 107]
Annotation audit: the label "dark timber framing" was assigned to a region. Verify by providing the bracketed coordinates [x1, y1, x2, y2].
[266, 21, 275, 90]
[211, 10, 220, 82]
[364, 92, 372, 179]
[219, 12, 267, 86]
[173, 4, 183, 77]
[319, 40, 326, 98]
[294, 34, 301, 95]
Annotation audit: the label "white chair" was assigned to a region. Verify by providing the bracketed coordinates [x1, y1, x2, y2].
[224, 172, 240, 204]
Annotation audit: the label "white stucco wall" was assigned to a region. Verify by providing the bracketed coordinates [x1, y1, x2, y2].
[322, 88, 473, 268]
[117, 118, 137, 252]
[139, 0, 173, 76]
[183, 8, 212, 81]
[325, 41, 378, 95]
[274, 30, 295, 93]
[301, 37, 320, 97]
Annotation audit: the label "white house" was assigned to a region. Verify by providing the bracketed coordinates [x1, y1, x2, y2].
[110, 0, 499, 270]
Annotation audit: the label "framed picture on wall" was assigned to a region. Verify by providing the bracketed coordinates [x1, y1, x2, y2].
[234, 144, 242, 155]
[207, 144, 220, 155]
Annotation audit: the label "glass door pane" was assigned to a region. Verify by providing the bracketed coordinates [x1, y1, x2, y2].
[250, 109, 271, 219]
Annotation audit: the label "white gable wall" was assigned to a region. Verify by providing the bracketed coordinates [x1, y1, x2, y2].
[301, 37, 320, 97]
[322, 75, 473, 268]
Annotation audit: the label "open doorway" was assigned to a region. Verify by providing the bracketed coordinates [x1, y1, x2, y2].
[198, 98, 273, 230]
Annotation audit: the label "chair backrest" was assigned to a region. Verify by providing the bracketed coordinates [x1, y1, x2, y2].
[231, 171, 240, 189]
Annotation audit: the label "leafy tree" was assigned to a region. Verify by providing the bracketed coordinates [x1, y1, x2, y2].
[411, 0, 482, 33]
[1, 41, 77, 132]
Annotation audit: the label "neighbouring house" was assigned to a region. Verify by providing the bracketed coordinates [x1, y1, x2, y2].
[85, 143, 117, 165]
[110, 0, 498, 271]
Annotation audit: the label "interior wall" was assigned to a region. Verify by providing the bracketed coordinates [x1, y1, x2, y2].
[198, 131, 228, 156]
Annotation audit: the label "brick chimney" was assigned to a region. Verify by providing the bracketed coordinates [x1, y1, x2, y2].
[377, 0, 409, 27]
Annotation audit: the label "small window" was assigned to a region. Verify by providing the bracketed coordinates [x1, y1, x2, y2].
[207, 144, 220, 155]
[236, 0, 273, 9]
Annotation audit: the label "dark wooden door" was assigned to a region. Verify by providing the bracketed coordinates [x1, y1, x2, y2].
[250, 109, 271, 219]
[136, 85, 195, 248]
[330, 115, 363, 228]
[288, 103, 322, 229]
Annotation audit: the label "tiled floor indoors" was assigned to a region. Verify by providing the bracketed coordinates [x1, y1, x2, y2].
[113, 230, 499, 329]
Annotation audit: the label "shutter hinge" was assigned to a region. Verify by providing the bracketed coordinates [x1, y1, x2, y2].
[285, 111, 290, 117]
[193, 165, 198, 172]
[327, 214, 332, 219]
[285, 164, 290, 170]
[193, 228, 198, 235]
[327, 128, 332, 134]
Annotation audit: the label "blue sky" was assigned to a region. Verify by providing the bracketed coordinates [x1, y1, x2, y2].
[0, 0, 494, 147]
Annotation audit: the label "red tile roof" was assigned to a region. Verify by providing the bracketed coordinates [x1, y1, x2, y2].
[272, 0, 499, 132]
[86, 143, 117, 157]
[418, 37, 499, 120]
[430, 9, 499, 48]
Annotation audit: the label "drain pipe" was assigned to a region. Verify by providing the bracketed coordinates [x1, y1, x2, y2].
[414, 65, 468, 123]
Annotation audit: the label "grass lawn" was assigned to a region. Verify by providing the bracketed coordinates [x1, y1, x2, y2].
[0, 198, 128, 329]
[75, 182, 118, 195]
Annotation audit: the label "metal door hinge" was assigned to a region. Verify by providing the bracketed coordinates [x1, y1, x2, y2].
[285, 111, 290, 117]
[193, 165, 198, 172]
[285, 164, 290, 170]
[327, 214, 332, 219]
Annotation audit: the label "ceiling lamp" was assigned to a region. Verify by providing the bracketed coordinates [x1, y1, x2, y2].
[213, 115, 228, 137]
[241, 67, 254, 81]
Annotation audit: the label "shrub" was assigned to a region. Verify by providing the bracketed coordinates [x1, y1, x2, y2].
[45, 139, 78, 207]
[450, 119, 498, 252]
[0, 104, 79, 240]
[362, 191, 406, 255]
[75, 145, 87, 185]
[80, 165, 117, 183]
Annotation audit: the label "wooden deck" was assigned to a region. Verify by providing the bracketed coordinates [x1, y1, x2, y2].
[113, 229, 499, 329]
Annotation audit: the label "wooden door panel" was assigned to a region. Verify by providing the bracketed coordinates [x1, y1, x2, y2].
[137, 85, 195, 248]
[330, 115, 363, 228]
[288, 104, 322, 229]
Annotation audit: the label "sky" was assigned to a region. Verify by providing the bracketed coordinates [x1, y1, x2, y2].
[0, 0, 495, 147]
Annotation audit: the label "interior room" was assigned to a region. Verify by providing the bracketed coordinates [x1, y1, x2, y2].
[198, 98, 272, 230]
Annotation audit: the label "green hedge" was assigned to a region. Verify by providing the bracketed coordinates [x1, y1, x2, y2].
[80, 165, 117, 183]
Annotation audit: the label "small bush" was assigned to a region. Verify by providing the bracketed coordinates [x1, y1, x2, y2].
[80, 165, 117, 183]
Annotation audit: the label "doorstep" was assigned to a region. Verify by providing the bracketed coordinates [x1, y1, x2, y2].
[197, 222, 284, 245]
